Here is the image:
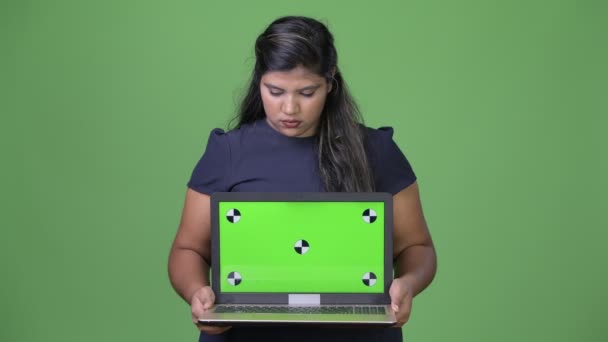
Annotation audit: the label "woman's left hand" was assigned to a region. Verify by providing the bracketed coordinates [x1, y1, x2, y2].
[388, 276, 414, 327]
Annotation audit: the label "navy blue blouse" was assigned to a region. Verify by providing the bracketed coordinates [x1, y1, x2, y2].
[188, 118, 416, 195]
[187, 118, 416, 342]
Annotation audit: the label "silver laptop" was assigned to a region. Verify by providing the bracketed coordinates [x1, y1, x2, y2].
[198, 192, 396, 326]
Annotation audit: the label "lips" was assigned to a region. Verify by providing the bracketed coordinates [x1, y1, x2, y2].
[281, 120, 301, 128]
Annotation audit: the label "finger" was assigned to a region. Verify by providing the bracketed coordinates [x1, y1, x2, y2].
[192, 288, 216, 315]
[197, 323, 232, 335]
[390, 292, 403, 313]
[393, 299, 412, 327]
[199, 286, 216, 310]
[389, 281, 406, 311]
[398, 308, 411, 326]
[191, 299, 207, 322]
[202, 298, 214, 309]
[392, 313, 409, 327]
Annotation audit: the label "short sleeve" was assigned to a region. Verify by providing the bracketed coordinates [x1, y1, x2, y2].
[187, 128, 232, 195]
[367, 127, 417, 195]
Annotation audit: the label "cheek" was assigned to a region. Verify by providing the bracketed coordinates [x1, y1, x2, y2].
[308, 96, 327, 114]
[261, 94, 279, 112]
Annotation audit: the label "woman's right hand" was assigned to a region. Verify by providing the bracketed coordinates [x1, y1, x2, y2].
[191, 286, 232, 334]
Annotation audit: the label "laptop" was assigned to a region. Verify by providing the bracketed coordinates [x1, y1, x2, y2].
[197, 192, 397, 326]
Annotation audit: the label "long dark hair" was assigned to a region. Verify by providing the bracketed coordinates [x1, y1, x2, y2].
[232, 16, 374, 192]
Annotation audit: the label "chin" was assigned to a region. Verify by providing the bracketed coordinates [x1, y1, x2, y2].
[281, 129, 302, 137]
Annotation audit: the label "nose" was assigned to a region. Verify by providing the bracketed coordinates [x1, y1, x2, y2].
[281, 96, 299, 115]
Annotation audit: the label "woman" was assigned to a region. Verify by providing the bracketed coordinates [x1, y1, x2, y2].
[168, 16, 436, 342]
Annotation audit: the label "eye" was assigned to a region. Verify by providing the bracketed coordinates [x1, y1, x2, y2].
[269, 91, 283, 97]
[301, 92, 315, 97]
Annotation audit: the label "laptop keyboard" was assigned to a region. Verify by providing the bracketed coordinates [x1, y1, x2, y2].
[214, 305, 386, 315]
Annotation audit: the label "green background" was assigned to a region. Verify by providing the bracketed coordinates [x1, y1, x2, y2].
[218, 202, 384, 293]
[1, 0, 606, 341]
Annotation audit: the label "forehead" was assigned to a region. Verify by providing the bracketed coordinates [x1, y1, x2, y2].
[261, 66, 326, 87]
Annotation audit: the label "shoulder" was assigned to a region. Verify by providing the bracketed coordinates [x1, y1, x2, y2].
[206, 120, 268, 145]
[205, 124, 242, 141]
[201, 128, 230, 157]
[203, 121, 255, 148]
[360, 124, 398, 152]
[360, 124, 417, 193]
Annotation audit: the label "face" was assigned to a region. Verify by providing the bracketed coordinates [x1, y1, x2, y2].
[260, 65, 332, 138]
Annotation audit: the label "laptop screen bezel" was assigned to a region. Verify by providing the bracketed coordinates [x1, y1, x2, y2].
[210, 192, 393, 305]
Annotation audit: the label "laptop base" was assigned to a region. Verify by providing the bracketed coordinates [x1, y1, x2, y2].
[198, 304, 397, 326]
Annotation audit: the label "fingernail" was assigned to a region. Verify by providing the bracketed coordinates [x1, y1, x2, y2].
[392, 304, 399, 311]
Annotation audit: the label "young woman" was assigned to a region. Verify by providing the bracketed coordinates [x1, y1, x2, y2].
[168, 16, 437, 342]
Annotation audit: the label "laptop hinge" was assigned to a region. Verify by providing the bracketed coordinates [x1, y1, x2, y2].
[288, 294, 320, 306]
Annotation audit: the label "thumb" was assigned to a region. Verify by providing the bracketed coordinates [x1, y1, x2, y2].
[199, 286, 215, 309]
[389, 279, 407, 312]
[203, 298, 213, 309]
[191, 287, 214, 311]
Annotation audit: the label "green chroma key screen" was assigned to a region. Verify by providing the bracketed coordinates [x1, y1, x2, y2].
[219, 201, 385, 293]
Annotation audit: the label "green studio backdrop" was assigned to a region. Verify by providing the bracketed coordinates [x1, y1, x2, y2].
[1, 0, 606, 341]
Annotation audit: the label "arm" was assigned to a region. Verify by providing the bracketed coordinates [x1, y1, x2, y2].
[389, 182, 437, 326]
[168, 189, 229, 334]
[168, 189, 211, 302]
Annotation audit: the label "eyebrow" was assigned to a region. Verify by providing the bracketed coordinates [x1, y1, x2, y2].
[263, 82, 321, 92]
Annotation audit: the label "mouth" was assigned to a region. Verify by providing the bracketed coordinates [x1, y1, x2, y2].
[280, 120, 301, 129]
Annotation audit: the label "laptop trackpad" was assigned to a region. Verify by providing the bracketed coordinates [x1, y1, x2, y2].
[289, 294, 320, 305]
